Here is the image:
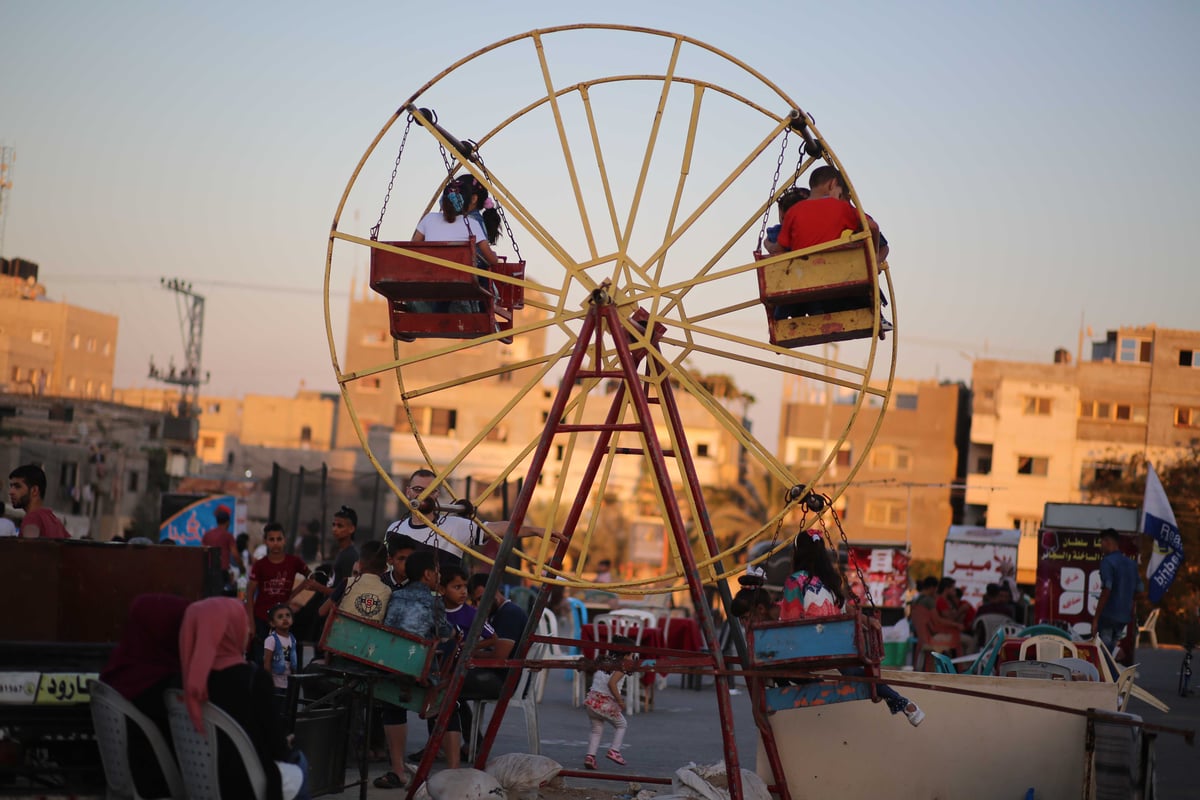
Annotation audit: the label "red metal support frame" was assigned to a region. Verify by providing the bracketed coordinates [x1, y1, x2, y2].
[408, 290, 761, 799]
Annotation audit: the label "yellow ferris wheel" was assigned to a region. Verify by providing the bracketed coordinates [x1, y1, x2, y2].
[323, 24, 898, 597]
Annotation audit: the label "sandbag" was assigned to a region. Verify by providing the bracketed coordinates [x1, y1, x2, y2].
[485, 753, 562, 800]
[672, 761, 771, 800]
[425, 767, 507, 800]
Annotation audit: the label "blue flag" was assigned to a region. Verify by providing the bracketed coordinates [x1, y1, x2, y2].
[1142, 464, 1183, 603]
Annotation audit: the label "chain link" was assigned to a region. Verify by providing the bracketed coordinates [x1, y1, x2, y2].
[756, 128, 790, 250]
[820, 495, 877, 610]
[370, 114, 415, 242]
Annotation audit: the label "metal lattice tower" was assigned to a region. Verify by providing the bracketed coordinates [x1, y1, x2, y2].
[148, 278, 208, 419]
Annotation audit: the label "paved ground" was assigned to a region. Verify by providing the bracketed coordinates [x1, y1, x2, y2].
[323, 646, 1198, 800]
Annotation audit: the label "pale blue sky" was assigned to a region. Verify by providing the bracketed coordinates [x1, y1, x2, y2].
[2, 1, 1197, 446]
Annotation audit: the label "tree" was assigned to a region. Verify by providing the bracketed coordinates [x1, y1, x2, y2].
[1084, 447, 1200, 644]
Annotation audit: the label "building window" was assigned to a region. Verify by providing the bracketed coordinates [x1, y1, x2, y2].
[206, 402, 221, 413]
[67, 376, 77, 391]
[1023, 396, 1052, 416]
[360, 377, 382, 392]
[485, 425, 508, 443]
[11, 366, 21, 382]
[869, 446, 912, 471]
[1119, 337, 1152, 363]
[85, 380, 94, 397]
[99, 383, 108, 397]
[429, 408, 456, 436]
[790, 446, 823, 466]
[200, 435, 217, 449]
[696, 443, 710, 458]
[497, 369, 513, 383]
[300, 425, 312, 443]
[363, 329, 389, 345]
[86, 337, 96, 353]
[1016, 455, 1049, 476]
[864, 499, 906, 527]
[835, 449, 852, 468]
[127, 472, 140, 492]
[103, 341, 112, 356]
[1176, 407, 1200, 428]
[1084, 462, 1123, 488]
[71, 333, 81, 349]
[1114, 404, 1132, 421]
[555, 444, 565, 461]
[894, 393, 918, 410]
[60, 463, 78, 487]
[31, 329, 51, 345]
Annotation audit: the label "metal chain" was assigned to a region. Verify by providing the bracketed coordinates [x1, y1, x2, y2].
[370, 114, 415, 242]
[756, 128, 790, 250]
[474, 153, 522, 261]
[823, 495, 877, 610]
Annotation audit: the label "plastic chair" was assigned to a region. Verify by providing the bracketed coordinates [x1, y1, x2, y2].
[88, 680, 185, 800]
[999, 660, 1074, 680]
[973, 613, 1016, 645]
[164, 688, 269, 800]
[533, 608, 582, 704]
[1017, 624, 1076, 641]
[609, 608, 658, 629]
[1018, 635, 1079, 661]
[955, 627, 1006, 676]
[1136, 609, 1160, 650]
[930, 652, 957, 674]
[1047, 657, 1100, 682]
[468, 643, 541, 762]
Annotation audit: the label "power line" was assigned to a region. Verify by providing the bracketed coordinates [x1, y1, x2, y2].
[46, 274, 348, 296]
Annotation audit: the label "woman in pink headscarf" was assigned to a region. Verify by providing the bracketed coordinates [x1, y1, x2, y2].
[179, 597, 309, 800]
[100, 593, 190, 798]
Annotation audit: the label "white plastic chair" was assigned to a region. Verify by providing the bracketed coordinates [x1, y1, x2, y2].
[88, 680, 185, 800]
[609, 608, 658, 630]
[468, 643, 542, 761]
[1018, 634, 1079, 661]
[164, 688, 268, 800]
[534, 607, 583, 704]
[1136, 608, 1160, 650]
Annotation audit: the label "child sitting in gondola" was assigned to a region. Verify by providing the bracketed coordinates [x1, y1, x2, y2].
[410, 175, 503, 313]
[583, 636, 635, 770]
[782, 529, 925, 726]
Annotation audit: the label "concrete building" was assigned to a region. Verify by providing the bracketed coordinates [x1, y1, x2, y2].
[0, 392, 167, 538]
[114, 386, 339, 465]
[965, 325, 1200, 576]
[778, 378, 967, 561]
[0, 273, 118, 400]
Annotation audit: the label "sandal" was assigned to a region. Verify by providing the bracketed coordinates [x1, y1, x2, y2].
[583, 754, 598, 770]
[373, 771, 407, 789]
[606, 748, 627, 766]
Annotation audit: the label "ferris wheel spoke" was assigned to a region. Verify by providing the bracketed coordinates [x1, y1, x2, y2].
[578, 85, 623, 248]
[649, 81, 705, 295]
[657, 156, 820, 319]
[405, 109, 596, 290]
[530, 32, 600, 261]
[337, 308, 586, 386]
[637, 115, 792, 276]
[618, 38, 683, 256]
[645, 348, 795, 487]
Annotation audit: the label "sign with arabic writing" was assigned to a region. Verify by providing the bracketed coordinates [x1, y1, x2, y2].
[943, 527, 1020, 607]
[159, 494, 237, 546]
[0, 672, 97, 705]
[1035, 528, 1138, 651]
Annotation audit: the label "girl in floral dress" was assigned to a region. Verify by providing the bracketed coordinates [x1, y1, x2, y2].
[781, 530, 925, 726]
[582, 637, 633, 769]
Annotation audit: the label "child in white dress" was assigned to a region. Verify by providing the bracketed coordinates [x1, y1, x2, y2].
[582, 637, 633, 769]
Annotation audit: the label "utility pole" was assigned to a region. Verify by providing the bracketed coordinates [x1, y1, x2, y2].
[0, 146, 14, 257]
[148, 278, 208, 438]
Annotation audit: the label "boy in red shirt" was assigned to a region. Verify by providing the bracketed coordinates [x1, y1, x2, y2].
[8, 464, 69, 539]
[777, 165, 878, 252]
[245, 522, 310, 655]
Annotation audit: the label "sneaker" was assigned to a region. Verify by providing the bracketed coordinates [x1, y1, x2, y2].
[903, 702, 925, 727]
